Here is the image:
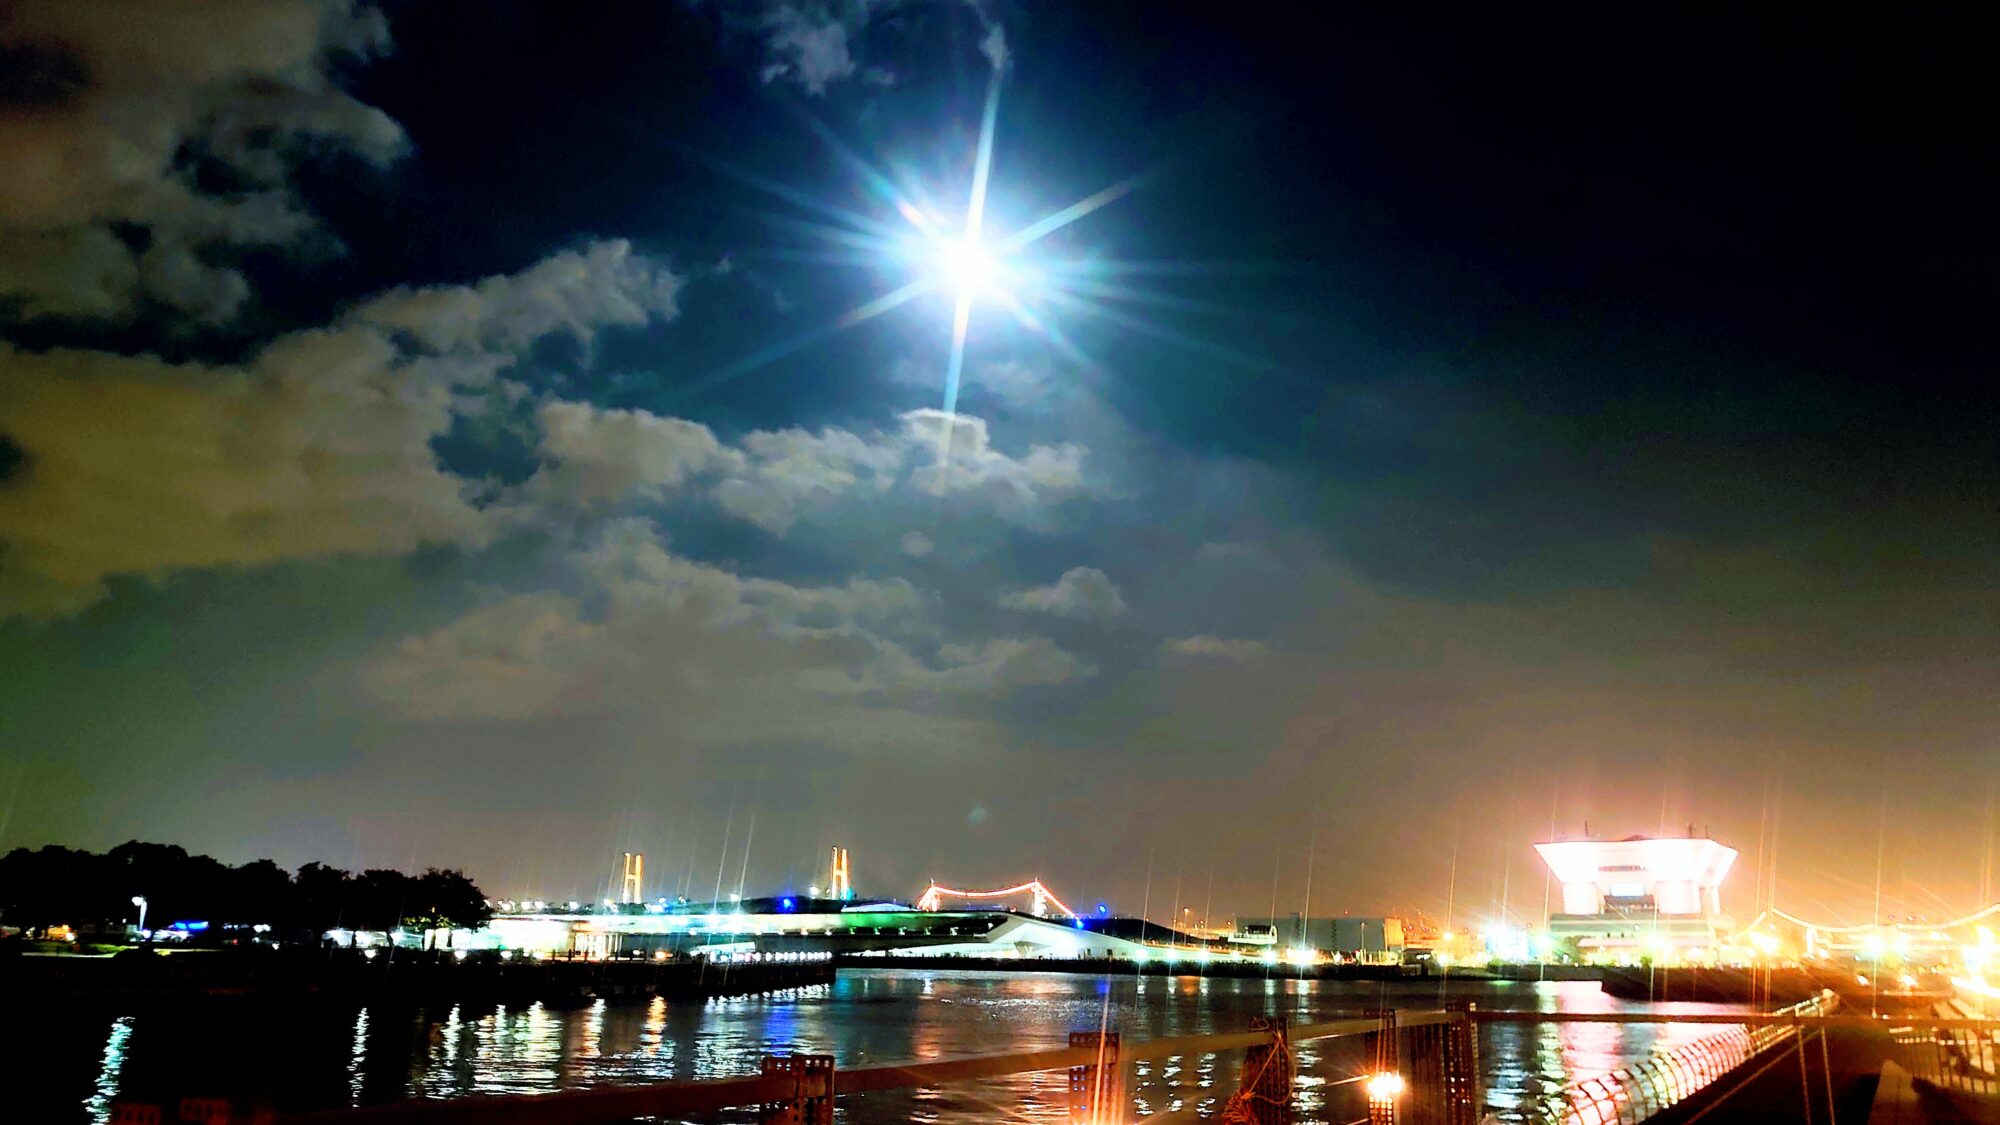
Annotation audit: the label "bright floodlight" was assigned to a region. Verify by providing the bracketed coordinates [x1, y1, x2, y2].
[1365, 1072, 1406, 1102]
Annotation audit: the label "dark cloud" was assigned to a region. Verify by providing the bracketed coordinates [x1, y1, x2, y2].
[0, 241, 678, 616]
[0, 40, 90, 109]
[0, 0, 403, 325]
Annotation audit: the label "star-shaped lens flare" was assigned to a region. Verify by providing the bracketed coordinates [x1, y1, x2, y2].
[678, 53, 1266, 423]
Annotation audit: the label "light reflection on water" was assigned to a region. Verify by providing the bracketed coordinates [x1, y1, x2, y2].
[83, 1015, 133, 1125]
[42, 971, 1748, 1123]
[346, 1007, 368, 1104]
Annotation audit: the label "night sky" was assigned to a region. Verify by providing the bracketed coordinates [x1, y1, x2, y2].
[1, 2, 1994, 926]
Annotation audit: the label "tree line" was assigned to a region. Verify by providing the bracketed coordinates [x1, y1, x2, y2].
[0, 841, 493, 935]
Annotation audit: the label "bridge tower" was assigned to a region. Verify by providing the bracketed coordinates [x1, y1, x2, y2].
[828, 846, 851, 901]
[620, 852, 644, 904]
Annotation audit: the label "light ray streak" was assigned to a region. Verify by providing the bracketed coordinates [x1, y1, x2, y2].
[787, 103, 918, 216]
[1038, 257, 1288, 279]
[747, 210, 906, 256]
[685, 147, 908, 243]
[987, 289, 1102, 373]
[1043, 274, 1272, 317]
[673, 279, 934, 399]
[938, 63, 1006, 425]
[1038, 287, 1280, 373]
[964, 66, 1003, 252]
[731, 247, 896, 269]
[997, 172, 1151, 252]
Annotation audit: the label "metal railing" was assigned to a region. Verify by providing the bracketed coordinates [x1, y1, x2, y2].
[1494, 991, 1840, 1125]
[1884, 1020, 1999, 1101]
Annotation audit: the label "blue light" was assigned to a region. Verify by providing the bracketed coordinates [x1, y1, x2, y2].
[1096, 903, 1109, 916]
[170, 920, 209, 932]
[1074, 919, 1085, 929]
[780, 897, 796, 912]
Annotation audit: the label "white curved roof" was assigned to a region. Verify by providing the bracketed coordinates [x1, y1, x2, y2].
[1533, 836, 1737, 888]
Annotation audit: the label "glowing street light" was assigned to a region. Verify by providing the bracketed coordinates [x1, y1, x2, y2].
[1360, 1064, 1408, 1104]
[131, 895, 147, 935]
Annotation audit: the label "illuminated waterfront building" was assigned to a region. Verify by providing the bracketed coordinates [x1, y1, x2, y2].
[1533, 834, 1738, 962]
[1238, 916, 1406, 964]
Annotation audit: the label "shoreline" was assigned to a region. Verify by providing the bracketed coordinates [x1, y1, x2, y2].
[0, 947, 833, 1005]
[834, 953, 1604, 983]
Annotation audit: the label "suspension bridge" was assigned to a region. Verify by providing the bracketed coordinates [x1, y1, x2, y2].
[915, 877, 1080, 919]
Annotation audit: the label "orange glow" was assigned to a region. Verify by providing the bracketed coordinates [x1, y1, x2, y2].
[1365, 1072, 1405, 1102]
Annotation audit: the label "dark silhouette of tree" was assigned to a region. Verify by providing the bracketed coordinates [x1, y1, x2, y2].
[410, 868, 493, 933]
[229, 859, 293, 923]
[0, 842, 491, 939]
[292, 862, 353, 931]
[351, 869, 412, 933]
[0, 845, 110, 929]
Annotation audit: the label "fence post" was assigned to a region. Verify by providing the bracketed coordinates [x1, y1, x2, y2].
[1230, 1016, 1293, 1125]
[1442, 1002, 1481, 1125]
[1364, 1009, 1401, 1125]
[1068, 1031, 1122, 1124]
[758, 1053, 835, 1124]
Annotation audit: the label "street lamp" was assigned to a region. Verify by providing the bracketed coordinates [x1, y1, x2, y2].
[131, 895, 148, 936]
[1365, 1071, 1405, 1124]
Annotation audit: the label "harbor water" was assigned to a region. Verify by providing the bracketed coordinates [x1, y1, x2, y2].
[14, 969, 1752, 1123]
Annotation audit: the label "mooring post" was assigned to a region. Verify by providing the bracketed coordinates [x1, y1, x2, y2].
[1230, 1015, 1293, 1125]
[1068, 1030, 1122, 1123]
[758, 1053, 835, 1124]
